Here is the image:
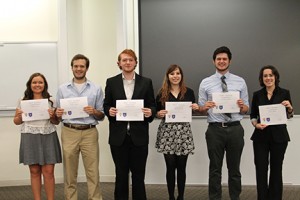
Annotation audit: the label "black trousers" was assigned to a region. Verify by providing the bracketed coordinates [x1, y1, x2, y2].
[206, 124, 244, 200]
[110, 134, 148, 200]
[253, 140, 288, 200]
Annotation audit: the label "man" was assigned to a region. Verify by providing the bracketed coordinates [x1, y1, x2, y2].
[198, 46, 249, 200]
[103, 49, 156, 200]
[56, 54, 105, 200]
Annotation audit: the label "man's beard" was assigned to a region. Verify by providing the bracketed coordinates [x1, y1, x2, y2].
[74, 73, 86, 80]
[216, 65, 229, 72]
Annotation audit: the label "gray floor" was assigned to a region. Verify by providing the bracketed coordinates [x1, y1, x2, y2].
[0, 182, 300, 200]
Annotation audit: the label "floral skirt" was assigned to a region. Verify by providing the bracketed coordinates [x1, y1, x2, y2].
[155, 120, 195, 155]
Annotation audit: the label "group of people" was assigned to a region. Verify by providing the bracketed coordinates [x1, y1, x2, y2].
[13, 46, 293, 200]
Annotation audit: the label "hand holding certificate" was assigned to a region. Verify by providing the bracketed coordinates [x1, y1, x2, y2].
[21, 99, 50, 121]
[116, 99, 144, 121]
[259, 104, 287, 125]
[60, 97, 89, 119]
[165, 101, 192, 123]
[212, 91, 240, 113]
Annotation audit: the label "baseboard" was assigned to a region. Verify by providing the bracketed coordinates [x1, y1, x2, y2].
[0, 175, 115, 187]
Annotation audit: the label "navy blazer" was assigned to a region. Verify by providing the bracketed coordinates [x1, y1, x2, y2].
[250, 86, 292, 143]
[103, 73, 156, 146]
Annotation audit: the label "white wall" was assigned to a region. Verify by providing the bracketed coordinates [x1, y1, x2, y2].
[0, 0, 118, 186]
[0, 0, 58, 42]
[146, 116, 300, 185]
[1, 115, 300, 186]
[0, 0, 299, 187]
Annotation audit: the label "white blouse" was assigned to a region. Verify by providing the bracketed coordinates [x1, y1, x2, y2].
[17, 98, 57, 135]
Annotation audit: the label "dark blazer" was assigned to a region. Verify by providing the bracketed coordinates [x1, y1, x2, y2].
[250, 86, 292, 143]
[104, 73, 156, 146]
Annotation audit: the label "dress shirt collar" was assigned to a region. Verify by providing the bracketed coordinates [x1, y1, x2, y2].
[66, 79, 91, 87]
[215, 71, 230, 79]
[122, 72, 136, 80]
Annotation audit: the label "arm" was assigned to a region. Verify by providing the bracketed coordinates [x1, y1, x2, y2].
[143, 79, 156, 122]
[84, 85, 105, 121]
[250, 92, 268, 130]
[83, 106, 105, 120]
[13, 108, 23, 125]
[103, 79, 117, 120]
[189, 88, 200, 114]
[237, 99, 249, 114]
[49, 108, 60, 125]
[239, 80, 250, 115]
[55, 88, 64, 121]
[155, 92, 167, 119]
[198, 83, 215, 114]
[280, 89, 293, 119]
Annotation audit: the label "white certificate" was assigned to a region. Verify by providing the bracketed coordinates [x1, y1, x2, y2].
[116, 99, 144, 121]
[212, 91, 240, 113]
[60, 97, 89, 119]
[21, 99, 50, 121]
[165, 101, 192, 123]
[259, 104, 287, 125]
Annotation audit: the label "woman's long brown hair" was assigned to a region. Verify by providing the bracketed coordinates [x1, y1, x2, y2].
[158, 64, 187, 106]
[23, 73, 54, 107]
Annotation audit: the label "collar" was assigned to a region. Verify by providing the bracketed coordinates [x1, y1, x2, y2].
[215, 71, 230, 79]
[122, 72, 136, 80]
[263, 86, 279, 95]
[67, 79, 90, 87]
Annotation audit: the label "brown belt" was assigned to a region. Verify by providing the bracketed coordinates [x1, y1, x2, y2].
[64, 123, 96, 130]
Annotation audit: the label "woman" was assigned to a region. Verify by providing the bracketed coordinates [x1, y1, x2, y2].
[13, 73, 62, 200]
[250, 65, 293, 200]
[155, 64, 198, 200]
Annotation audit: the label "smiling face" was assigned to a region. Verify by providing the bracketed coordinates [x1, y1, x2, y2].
[168, 67, 182, 86]
[31, 76, 45, 95]
[118, 53, 137, 74]
[72, 59, 88, 81]
[213, 53, 230, 74]
[262, 68, 275, 88]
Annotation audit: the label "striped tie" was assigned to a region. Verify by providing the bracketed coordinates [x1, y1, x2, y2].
[221, 75, 228, 92]
[221, 76, 231, 118]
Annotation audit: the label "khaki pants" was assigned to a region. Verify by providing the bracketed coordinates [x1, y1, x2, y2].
[61, 126, 102, 200]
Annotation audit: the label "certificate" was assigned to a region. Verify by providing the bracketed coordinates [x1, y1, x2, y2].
[116, 99, 144, 121]
[60, 97, 89, 119]
[259, 104, 287, 125]
[165, 101, 192, 123]
[21, 99, 49, 121]
[212, 91, 240, 113]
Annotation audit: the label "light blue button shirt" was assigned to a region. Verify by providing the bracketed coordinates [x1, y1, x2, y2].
[198, 71, 249, 123]
[56, 79, 104, 125]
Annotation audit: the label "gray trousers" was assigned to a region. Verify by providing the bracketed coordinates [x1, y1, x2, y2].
[205, 123, 244, 200]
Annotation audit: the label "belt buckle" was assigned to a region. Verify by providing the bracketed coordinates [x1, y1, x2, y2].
[221, 122, 228, 127]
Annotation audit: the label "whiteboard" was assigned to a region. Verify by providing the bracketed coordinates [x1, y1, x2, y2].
[0, 43, 58, 110]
